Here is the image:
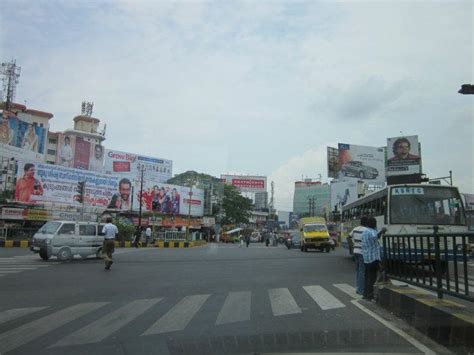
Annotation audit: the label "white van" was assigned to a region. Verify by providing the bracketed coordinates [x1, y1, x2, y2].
[30, 221, 106, 261]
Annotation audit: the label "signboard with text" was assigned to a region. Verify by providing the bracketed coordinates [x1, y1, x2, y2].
[220, 175, 267, 193]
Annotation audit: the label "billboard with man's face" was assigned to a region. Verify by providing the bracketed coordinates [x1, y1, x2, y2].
[55, 134, 105, 172]
[14, 160, 118, 207]
[0, 111, 47, 161]
[337, 144, 385, 184]
[386, 135, 421, 176]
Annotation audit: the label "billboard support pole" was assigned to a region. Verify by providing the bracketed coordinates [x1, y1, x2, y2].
[138, 167, 144, 228]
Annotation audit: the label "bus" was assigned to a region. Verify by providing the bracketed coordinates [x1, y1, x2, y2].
[340, 184, 468, 256]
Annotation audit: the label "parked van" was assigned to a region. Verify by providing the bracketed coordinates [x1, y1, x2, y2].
[30, 221, 105, 261]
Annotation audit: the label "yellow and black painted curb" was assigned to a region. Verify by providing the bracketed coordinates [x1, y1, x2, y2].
[0, 240, 207, 248]
[377, 284, 474, 352]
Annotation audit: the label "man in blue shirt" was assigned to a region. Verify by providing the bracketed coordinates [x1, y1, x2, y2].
[362, 217, 380, 300]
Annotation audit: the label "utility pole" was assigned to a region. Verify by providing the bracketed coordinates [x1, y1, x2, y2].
[1, 60, 21, 111]
[308, 196, 316, 217]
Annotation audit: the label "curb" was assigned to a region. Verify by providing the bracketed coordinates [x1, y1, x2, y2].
[0, 240, 207, 248]
[377, 284, 474, 353]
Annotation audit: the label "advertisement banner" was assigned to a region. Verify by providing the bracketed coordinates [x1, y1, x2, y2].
[0, 111, 47, 161]
[55, 134, 105, 172]
[337, 144, 385, 184]
[327, 146, 339, 178]
[135, 181, 204, 217]
[73, 137, 91, 170]
[220, 175, 267, 193]
[104, 149, 172, 184]
[1, 208, 25, 220]
[330, 180, 359, 212]
[15, 160, 119, 208]
[386, 135, 421, 176]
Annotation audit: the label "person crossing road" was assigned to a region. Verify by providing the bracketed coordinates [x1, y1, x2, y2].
[102, 217, 118, 270]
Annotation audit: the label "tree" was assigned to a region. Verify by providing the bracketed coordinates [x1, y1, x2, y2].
[221, 185, 253, 225]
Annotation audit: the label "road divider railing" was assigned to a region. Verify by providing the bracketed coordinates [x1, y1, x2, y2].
[382, 227, 474, 302]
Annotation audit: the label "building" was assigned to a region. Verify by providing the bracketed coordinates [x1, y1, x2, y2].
[48, 115, 105, 167]
[293, 179, 330, 218]
[254, 191, 268, 210]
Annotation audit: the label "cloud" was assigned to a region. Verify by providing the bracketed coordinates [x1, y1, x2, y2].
[269, 146, 329, 211]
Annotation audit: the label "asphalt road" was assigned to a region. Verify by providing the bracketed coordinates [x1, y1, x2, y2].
[0, 243, 449, 355]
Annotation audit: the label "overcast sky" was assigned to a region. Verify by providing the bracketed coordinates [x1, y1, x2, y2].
[1, 0, 472, 211]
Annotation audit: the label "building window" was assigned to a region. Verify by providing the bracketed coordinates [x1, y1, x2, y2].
[48, 138, 57, 144]
[47, 149, 56, 155]
[46, 161, 55, 165]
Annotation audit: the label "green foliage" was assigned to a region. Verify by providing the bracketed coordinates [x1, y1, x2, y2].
[113, 217, 136, 241]
[221, 185, 253, 225]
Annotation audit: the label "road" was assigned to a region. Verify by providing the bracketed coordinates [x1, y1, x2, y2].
[0, 243, 449, 355]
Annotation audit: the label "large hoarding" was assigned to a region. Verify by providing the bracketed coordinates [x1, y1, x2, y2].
[15, 160, 118, 208]
[337, 143, 385, 184]
[220, 175, 267, 192]
[386, 135, 421, 176]
[0, 111, 47, 161]
[135, 181, 204, 217]
[104, 149, 172, 185]
[330, 180, 358, 212]
[55, 133, 105, 172]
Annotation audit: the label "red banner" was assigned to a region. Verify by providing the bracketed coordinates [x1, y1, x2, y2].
[113, 161, 131, 172]
[73, 137, 91, 170]
[231, 178, 265, 189]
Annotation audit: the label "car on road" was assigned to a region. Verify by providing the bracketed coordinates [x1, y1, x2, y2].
[31, 221, 104, 261]
[285, 231, 301, 249]
[340, 160, 379, 179]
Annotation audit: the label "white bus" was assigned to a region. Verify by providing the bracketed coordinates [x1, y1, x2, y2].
[340, 184, 468, 256]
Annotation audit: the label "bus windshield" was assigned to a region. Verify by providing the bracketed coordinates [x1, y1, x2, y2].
[304, 224, 327, 233]
[390, 186, 465, 225]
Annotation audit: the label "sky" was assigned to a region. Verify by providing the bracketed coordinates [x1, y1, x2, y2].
[1, 0, 472, 211]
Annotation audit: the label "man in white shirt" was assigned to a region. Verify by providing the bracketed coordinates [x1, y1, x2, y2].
[348, 216, 368, 295]
[145, 226, 152, 246]
[89, 144, 104, 172]
[102, 217, 118, 270]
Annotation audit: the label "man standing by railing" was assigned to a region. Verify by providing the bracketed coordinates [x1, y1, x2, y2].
[362, 217, 381, 300]
[348, 216, 368, 296]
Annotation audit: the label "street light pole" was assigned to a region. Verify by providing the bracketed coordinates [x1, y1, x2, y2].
[186, 186, 193, 241]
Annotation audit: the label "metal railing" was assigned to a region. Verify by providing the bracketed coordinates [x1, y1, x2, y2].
[382, 227, 474, 301]
[155, 231, 187, 242]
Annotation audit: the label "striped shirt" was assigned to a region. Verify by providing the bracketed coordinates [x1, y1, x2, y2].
[362, 227, 381, 264]
[348, 226, 367, 255]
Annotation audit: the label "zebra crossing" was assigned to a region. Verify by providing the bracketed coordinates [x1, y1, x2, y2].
[0, 255, 59, 277]
[0, 283, 360, 353]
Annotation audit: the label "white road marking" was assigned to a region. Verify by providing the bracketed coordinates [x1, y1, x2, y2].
[0, 307, 47, 325]
[0, 267, 38, 270]
[351, 300, 436, 355]
[303, 285, 345, 310]
[52, 298, 162, 347]
[0, 270, 22, 273]
[142, 294, 210, 335]
[333, 283, 360, 299]
[215, 291, 252, 325]
[0, 302, 108, 354]
[268, 288, 301, 316]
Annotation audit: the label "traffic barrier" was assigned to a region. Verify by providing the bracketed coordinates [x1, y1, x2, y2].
[0, 240, 207, 248]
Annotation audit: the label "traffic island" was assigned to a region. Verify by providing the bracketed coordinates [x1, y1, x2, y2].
[376, 284, 474, 354]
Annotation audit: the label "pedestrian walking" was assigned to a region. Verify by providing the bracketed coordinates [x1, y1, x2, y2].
[361, 217, 381, 300]
[145, 226, 152, 247]
[245, 234, 250, 247]
[102, 217, 118, 270]
[348, 216, 368, 296]
[133, 226, 141, 248]
[239, 233, 244, 247]
[265, 232, 270, 247]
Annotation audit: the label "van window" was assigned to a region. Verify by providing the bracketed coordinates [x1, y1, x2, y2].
[98, 225, 105, 236]
[58, 223, 75, 234]
[79, 225, 96, 236]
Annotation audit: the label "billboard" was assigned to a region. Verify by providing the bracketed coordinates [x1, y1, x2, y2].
[15, 160, 118, 208]
[220, 175, 267, 192]
[327, 146, 339, 178]
[337, 143, 385, 184]
[386, 135, 421, 176]
[0, 111, 47, 161]
[330, 180, 359, 212]
[136, 181, 204, 217]
[55, 134, 105, 172]
[104, 149, 172, 185]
